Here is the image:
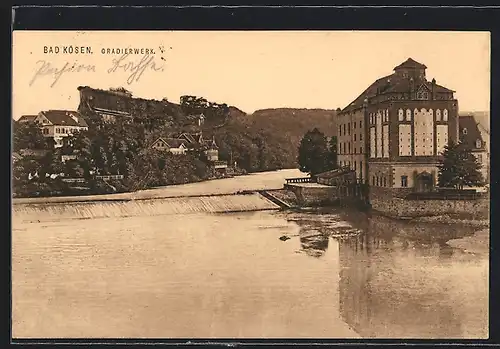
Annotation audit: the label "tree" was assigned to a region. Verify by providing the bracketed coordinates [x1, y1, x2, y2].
[438, 140, 484, 189]
[297, 128, 330, 175]
[12, 121, 47, 151]
[326, 136, 338, 170]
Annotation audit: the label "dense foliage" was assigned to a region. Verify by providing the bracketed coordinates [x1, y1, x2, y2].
[297, 128, 338, 175]
[12, 92, 338, 197]
[437, 140, 484, 189]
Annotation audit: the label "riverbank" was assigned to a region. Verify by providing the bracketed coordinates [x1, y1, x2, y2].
[12, 169, 304, 205]
[447, 229, 489, 255]
[410, 214, 490, 227]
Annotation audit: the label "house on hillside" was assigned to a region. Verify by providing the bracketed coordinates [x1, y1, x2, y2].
[176, 132, 222, 162]
[34, 110, 89, 148]
[17, 115, 38, 123]
[151, 137, 189, 155]
[459, 114, 489, 183]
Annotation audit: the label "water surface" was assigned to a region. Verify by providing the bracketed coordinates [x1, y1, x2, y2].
[12, 171, 488, 339]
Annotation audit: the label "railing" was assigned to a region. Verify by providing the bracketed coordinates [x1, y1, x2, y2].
[95, 175, 124, 180]
[285, 177, 313, 184]
[405, 191, 484, 200]
[62, 178, 86, 183]
[213, 160, 228, 168]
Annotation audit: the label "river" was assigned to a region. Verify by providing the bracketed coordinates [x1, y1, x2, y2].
[12, 170, 489, 339]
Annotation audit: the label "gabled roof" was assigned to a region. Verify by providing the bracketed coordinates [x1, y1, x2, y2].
[178, 132, 204, 144]
[152, 137, 188, 149]
[341, 74, 393, 112]
[394, 58, 427, 71]
[459, 115, 486, 151]
[201, 137, 218, 149]
[39, 110, 88, 127]
[18, 115, 37, 123]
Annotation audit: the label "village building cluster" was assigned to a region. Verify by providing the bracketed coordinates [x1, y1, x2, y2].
[15, 86, 229, 176]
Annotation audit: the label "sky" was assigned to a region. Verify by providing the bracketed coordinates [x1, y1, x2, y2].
[12, 31, 490, 119]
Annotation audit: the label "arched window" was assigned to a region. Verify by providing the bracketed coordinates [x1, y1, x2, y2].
[476, 139, 482, 148]
[398, 109, 404, 121]
[429, 109, 433, 116]
[406, 109, 411, 121]
[436, 109, 441, 121]
[443, 109, 448, 121]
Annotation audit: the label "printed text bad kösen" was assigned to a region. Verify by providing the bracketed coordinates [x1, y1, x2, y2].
[43, 46, 157, 55]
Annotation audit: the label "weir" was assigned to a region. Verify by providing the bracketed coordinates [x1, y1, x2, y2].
[12, 193, 281, 223]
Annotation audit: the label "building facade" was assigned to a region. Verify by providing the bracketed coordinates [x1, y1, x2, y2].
[34, 110, 89, 148]
[459, 114, 489, 183]
[336, 58, 460, 192]
[151, 137, 189, 155]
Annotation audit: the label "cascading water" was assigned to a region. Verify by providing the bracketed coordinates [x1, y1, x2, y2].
[12, 193, 281, 223]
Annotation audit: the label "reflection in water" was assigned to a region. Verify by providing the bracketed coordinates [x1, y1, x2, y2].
[300, 234, 329, 258]
[285, 209, 488, 339]
[13, 200, 488, 339]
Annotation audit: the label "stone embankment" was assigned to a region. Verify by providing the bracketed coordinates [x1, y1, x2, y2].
[447, 229, 489, 255]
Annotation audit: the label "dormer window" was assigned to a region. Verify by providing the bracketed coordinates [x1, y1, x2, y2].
[476, 139, 482, 148]
[462, 128, 468, 135]
[416, 91, 429, 100]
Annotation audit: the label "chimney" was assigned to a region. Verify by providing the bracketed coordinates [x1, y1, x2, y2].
[431, 78, 436, 100]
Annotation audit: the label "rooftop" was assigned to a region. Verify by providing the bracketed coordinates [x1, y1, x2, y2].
[40, 110, 88, 127]
[341, 58, 454, 113]
[18, 115, 37, 123]
[394, 58, 427, 71]
[459, 115, 486, 151]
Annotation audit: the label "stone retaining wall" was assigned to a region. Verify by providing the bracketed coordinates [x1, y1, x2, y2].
[285, 185, 337, 206]
[369, 187, 490, 219]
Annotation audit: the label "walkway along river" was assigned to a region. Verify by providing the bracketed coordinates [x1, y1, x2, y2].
[12, 169, 489, 339]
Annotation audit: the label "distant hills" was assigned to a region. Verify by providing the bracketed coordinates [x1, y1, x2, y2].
[212, 107, 338, 171]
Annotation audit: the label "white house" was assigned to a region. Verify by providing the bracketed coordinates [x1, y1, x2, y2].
[34, 110, 89, 148]
[150, 137, 189, 155]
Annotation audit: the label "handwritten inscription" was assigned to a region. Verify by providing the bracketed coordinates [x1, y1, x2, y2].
[29, 48, 166, 87]
[29, 60, 96, 87]
[107, 53, 165, 85]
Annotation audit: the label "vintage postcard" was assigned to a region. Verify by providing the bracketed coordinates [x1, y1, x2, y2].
[11, 30, 490, 340]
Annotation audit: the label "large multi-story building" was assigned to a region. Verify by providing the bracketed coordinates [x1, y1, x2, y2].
[337, 58, 460, 192]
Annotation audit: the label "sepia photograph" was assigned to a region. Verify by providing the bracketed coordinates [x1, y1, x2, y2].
[11, 30, 490, 339]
